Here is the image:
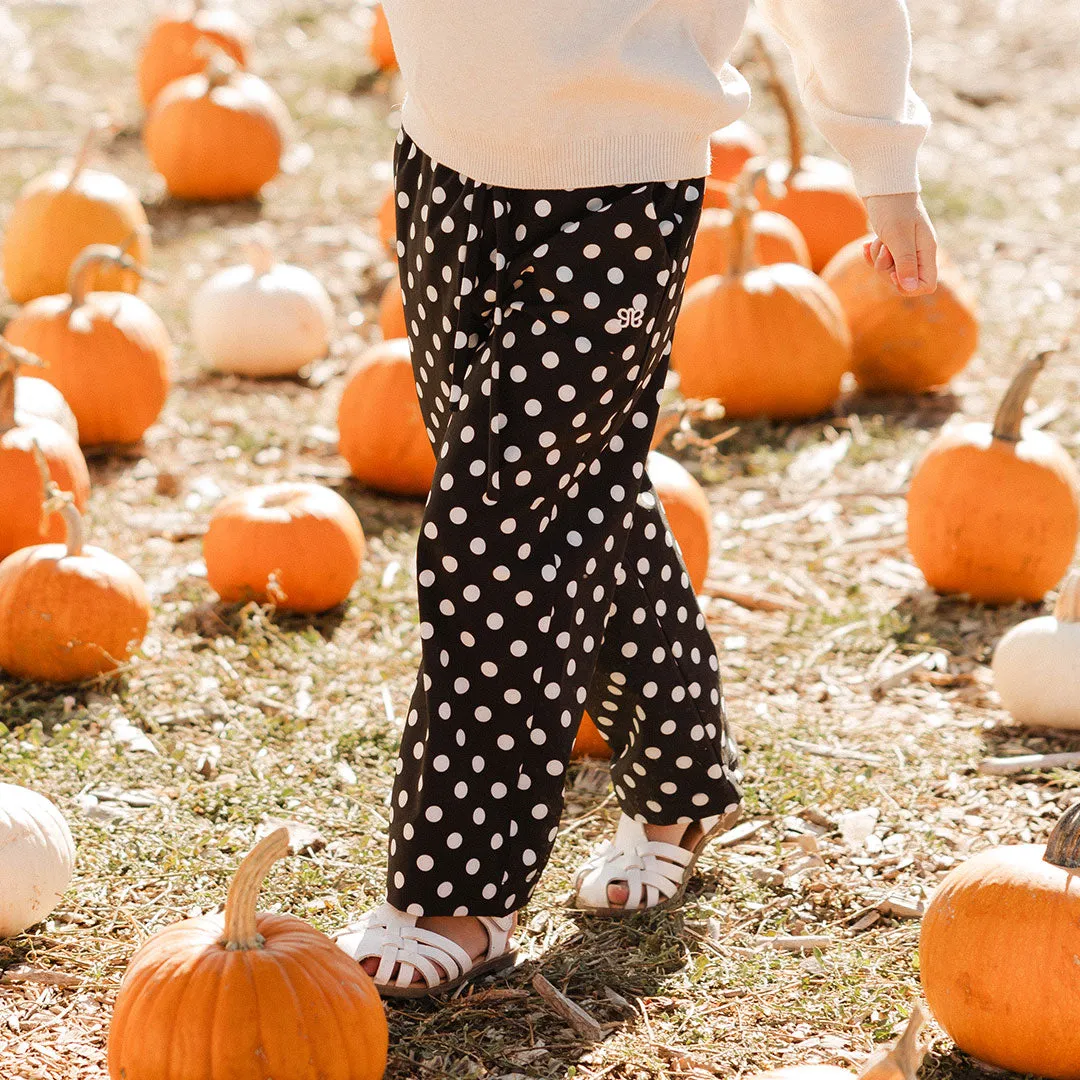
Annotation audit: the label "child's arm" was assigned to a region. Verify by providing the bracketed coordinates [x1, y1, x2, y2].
[755, 0, 937, 294]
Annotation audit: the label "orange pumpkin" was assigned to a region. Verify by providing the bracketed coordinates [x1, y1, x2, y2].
[205, 482, 365, 613]
[1, 123, 151, 304]
[920, 804, 1080, 1080]
[709, 119, 767, 184]
[821, 237, 980, 393]
[0, 494, 148, 683]
[338, 339, 434, 496]
[671, 187, 852, 418]
[752, 46, 868, 272]
[137, 2, 249, 108]
[107, 829, 388, 1080]
[370, 5, 398, 72]
[571, 713, 610, 760]
[571, 452, 713, 761]
[648, 451, 712, 595]
[702, 179, 731, 211]
[143, 53, 289, 202]
[0, 340, 90, 562]
[378, 278, 407, 340]
[686, 205, 810, 291]
[907, 351, 1080, 604]
[378, 187, 397, 255]
[14, 375, 79, 443]
[4, 245, 171, 446]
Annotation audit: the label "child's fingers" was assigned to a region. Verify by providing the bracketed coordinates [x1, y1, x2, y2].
[874, 243, 895, 273]
[863, 237, 884, 267]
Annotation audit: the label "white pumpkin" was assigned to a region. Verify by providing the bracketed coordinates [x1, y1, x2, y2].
[191, 242, 334, 377]
[992, 570, 1080, 728]
[0, 783, 76, 938]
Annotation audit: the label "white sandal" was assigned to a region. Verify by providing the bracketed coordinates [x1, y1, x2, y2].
[570, 810, 739, 917]
[335, 902, 519, 999]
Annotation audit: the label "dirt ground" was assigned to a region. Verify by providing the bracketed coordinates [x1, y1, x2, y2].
[1, 0, 1078, 1077]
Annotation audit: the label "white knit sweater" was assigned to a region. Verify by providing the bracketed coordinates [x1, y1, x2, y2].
[380, 0, 930, 196]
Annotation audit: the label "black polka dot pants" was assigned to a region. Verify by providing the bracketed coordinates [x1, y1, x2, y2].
[385, 129, 742, 918]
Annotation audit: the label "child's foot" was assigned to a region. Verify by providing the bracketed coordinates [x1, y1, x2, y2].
[336, 904, 519, 997]
[571, 810, 739, 915]
[359, 915, 496, 984]
[604, 821, 727, 906]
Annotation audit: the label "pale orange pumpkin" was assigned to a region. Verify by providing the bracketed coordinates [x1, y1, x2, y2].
[709, 119, 767, 184]
[137, 1, 249, 108]
[370, 4, 398, 72]
[1, 123, 151, 304]
[0, 492, 149, 683]
[752, 43, 868, 272]
[143, 52, 289, 202]
[4, 245, 171, 447]
[822, 236, 980, 393]
[204, 482, 365, 613]
[686, 205, 810, 291]
[671, 187, 852, 418]
[338, 338, 435, 496]
[107, 829, 388, 1080]
[920, 804, 1080, 1080]
[907, 351, 1080, 604]
[0, 340, 90, 563]
[378, 277, 407, 340]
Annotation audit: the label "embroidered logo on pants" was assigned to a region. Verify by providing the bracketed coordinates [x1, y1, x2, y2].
[617, 307, 644, 328]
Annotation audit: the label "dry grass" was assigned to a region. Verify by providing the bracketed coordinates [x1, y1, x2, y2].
[1, 0, 1079, 1077]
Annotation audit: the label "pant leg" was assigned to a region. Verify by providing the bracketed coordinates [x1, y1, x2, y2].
[583, 475, 742, 822]
[386, 129, 721, 917]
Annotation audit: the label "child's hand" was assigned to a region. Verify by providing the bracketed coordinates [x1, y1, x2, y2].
[862, 192, 938, 296]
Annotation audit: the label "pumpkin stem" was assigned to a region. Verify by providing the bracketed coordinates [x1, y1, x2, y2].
[1044, 803, 1080, 870]
[990, 349, 1059, 443]
[67, 243, 161, 308]
[244, 239, 277, 276]
[31, 442, 85, 553]
[0, 339, 47, 436]
[753, 34, 804, 177]
[65, 115, 115, 190]
[221, 828, 291, 951]
[1054, 570, 1080, 623]
[857, 1005, 927, 1080]
[726, 163, 768, 278]
[199, 43, 239, 89]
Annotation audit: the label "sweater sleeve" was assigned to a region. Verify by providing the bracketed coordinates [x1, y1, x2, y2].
[753, 0, 931, 196]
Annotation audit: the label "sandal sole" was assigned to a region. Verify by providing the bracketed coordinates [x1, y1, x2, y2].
[375, 945, 520, 1000]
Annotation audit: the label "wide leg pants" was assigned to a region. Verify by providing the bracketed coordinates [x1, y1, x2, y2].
[385, 129, 742, 917]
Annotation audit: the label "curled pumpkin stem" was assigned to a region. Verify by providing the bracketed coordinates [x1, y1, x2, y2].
[67, 243, 163, 308]
[30, 441, 84, 554]
[221, 828, 291, 951]
[196, 41, 240, 88]
[991, 345, 1064, 443]
[0, 338, 47, 436]
[857, 1005, 927, 1080]
[1044, 802, 1080, 870]
[752, 32, 804, 176]
[1054, 571, 1080, 623]
[66, 114, 117, 190]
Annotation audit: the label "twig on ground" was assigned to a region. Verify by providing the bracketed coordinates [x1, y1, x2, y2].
[531, 974, 604, 1041]
[791, 740, 885, 765]
[702, 583, 806, 613]
[869, 652, 934, 698]
[978, 751, 1080, 776]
